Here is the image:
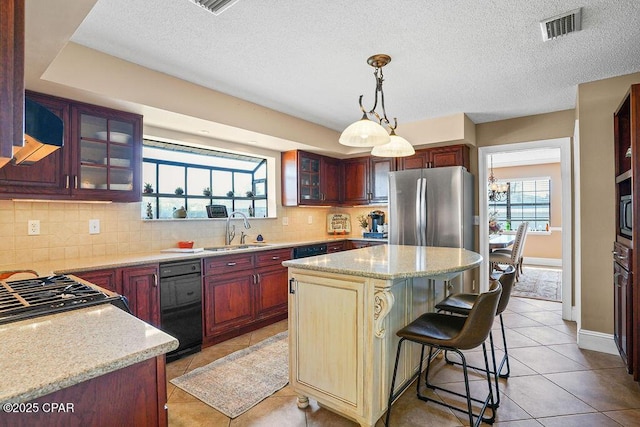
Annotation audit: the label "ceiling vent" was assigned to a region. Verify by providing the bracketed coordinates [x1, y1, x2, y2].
[540, 7, 582, 41]
[189, 0, 240, 16]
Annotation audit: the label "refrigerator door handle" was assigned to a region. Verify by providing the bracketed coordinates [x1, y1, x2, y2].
[415, 178, 422, 246]
[420, 178, 427, 246]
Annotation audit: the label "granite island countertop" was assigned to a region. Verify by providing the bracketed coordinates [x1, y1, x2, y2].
[282, 244, 482, 280]
[0, 304, 178, 404]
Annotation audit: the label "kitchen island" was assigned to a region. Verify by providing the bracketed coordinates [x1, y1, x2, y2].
[0, 300, 178, 427]
[283, 244, 482, 427]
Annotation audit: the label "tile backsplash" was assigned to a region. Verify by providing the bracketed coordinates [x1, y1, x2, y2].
[0, 201, 384, 267]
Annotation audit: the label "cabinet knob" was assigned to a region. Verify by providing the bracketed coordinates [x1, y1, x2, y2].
[271, 256, 280, 260]
[226, 262, 237, 266]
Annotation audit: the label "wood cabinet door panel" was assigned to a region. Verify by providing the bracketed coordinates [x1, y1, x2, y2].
[342, 157, 369, 203]
[397, 151, 429, 170]
[327, 241, 346, 253]
[204, 275, 254, 336]
[429, 145, 469, 169]
[370, 157, 394, 203]
[255, 248, 292, 267]
[203, 254, 254, 276]
[255, 265, 288, 319]
[73, 268, 121, 294]
[122, 265, 160, 327]
[321, 157, 341, 203]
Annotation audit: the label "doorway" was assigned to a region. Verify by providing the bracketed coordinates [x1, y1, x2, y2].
[479, 138, 573, 320]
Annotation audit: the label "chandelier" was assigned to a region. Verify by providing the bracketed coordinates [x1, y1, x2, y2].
[339, 54, 415, 157]
[488, 155, 509, 202]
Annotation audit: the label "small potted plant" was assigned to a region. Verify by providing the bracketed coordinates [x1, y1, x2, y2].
[203, 187, 212, 197]
[245, 190, 254, 198]
[226, 190, 234, 197]
[143, 182, 154, 194]
[175, 187, 184, 196]
[357, 214, 369, 234]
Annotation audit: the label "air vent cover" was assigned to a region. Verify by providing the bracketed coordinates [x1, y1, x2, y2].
[189, 0, 239, 15]
[540, 8, 582, 41]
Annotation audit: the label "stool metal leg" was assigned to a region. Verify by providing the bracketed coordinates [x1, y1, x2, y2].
[385, 338, 405, 427]
[498, 313, 511, 378]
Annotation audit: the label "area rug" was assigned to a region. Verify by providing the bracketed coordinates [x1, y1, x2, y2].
[170, 331, 288, 418]
[512, 266, 562, 302]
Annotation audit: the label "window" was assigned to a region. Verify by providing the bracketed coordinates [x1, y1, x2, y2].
[141, 140, 268, 219]
[491, 178, 550, 232]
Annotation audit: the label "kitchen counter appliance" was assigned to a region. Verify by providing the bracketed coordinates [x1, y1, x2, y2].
[293, 244, 327, 259]
[159, 259, 202, 362]
[0, 274, 130, 325]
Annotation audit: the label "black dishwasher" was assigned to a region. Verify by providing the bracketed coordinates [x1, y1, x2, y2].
[160, 259, 202, 362]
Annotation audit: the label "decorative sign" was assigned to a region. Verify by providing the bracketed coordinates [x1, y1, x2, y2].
[327, 213, 351, 235]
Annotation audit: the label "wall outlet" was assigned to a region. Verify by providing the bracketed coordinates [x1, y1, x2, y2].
[308, 215, 313, 224]
[282, 216, 289, 226]
[89, 219, 100, 235]
[28, 220, 40, 236]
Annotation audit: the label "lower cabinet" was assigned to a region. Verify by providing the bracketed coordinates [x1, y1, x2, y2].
[72, 263, 160, 327]
[203, 248, 292, 346]
[327, 241, 346, 253]
[0, 356, 168, 427]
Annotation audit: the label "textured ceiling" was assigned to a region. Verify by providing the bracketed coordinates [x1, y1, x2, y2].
[70, 0, 640, 132]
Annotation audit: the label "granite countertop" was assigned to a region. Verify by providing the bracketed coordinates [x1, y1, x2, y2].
[0, 237, 387, 276]
[0, 304, 178, 404]
[282, 244, 482, 280]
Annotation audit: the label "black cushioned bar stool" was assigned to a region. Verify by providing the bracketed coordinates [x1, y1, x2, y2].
[385, 281, 502, 427]
[435, 265, 517, 407]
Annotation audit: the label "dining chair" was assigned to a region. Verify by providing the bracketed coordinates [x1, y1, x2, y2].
[385, 280, 502, 427]
[489, 221, 528, 279]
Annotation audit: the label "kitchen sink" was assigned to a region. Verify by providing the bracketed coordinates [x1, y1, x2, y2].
[203, 244, 270, 252]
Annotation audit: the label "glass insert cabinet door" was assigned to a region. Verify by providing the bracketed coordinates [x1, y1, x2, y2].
[299, 153, 321, 201]
[78, 113, 134, 191]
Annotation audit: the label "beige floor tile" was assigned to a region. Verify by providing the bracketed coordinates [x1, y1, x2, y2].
[518, 310, 566, 326]
[230, 396, 306, 427]
[547, 343, 626, 369]
[536, 412, 623, 426]
[603, 408, 640, 426]
[305, 399, 360, 426]
[502, 312, 545, 328]
[494, 420, 543, 426]
[545, 368, 640, 411]
[548, 322, 577, 338]
[167, 400, 229, 427]
[500, 375, 596, 418]
[509, 346, 587, 374]
[511, 326, 575, 345]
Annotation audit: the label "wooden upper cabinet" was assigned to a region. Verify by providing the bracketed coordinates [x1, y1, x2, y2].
[369, 156, 395, 203]
[0, 92, 70, 195]
[397, 145, 470, 171]
[0, 91, 142, 202]
[397, 150, 429, 170]
[281, 150, 340, 206]
[342, 157, 369, 204]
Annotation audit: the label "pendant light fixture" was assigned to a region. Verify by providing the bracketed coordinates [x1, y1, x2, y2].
[488, 155, 509, 202]
[339, 54, 414, 157]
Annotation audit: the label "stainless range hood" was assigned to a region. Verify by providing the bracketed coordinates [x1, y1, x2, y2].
[9, 98, 64, 166]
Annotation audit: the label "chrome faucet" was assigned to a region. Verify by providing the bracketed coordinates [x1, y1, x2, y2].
[225, 211, 251, 245]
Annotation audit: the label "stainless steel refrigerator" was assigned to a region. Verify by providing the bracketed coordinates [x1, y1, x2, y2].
[389, 166, 474, 291]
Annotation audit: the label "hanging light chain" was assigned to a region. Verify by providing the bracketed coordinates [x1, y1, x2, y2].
[357, 56, 398, 132]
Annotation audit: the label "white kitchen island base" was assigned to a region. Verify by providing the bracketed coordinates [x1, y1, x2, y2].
[284, 245, 482, 427]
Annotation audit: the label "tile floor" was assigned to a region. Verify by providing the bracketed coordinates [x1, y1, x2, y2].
[166, 297, 640, 426]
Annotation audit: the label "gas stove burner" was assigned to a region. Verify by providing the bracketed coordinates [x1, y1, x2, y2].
[0, 274, 130, 324]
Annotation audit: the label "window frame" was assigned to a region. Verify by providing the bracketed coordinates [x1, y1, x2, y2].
[491, 177, 551, 232]
[141, 140, 269, 220]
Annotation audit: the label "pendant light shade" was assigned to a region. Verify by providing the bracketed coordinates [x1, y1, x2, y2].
[339, 113, 391, 147]
[371, 131, 415, 157]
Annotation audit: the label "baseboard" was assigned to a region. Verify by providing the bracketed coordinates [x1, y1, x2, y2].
[577, 329, 620, 355]
[523, 257, 562, 267]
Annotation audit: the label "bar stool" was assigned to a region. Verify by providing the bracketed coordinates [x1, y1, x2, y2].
[386, 281, 502, 427]
[435, 265, 517, 407]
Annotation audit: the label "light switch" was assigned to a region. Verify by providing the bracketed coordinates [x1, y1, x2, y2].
[308, 215, 313, 224]
[282, 216, 289, 226]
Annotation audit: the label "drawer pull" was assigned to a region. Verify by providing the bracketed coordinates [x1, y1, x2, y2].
[226, 262, 237, 266]
[271, 256, 280, 260]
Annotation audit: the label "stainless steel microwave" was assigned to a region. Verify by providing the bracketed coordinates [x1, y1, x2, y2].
[620, 195, 633, 238]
